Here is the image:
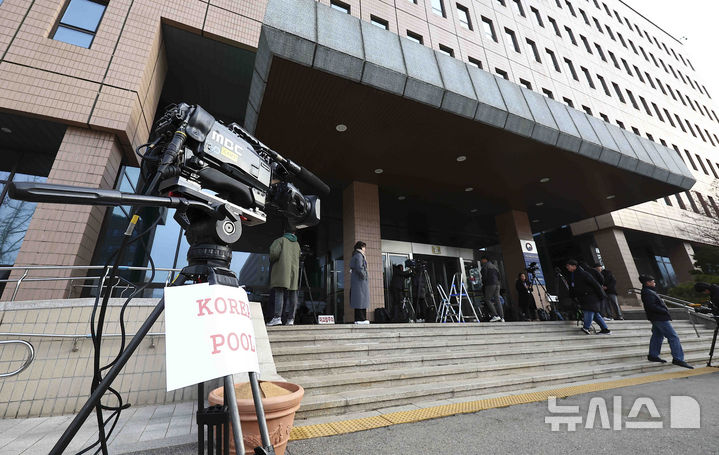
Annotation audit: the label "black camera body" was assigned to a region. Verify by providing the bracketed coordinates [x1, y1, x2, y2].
[145, 103, 321, 231]
[526, 261, 539, 274]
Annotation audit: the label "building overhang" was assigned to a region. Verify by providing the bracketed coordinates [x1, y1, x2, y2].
[244, 0, 695, 230]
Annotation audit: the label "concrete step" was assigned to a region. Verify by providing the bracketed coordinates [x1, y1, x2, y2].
[267, 320, 701, 346]
[287, 344, 711, 396]
[294, 353, 710, 419]
[276, 333, 713, 375]
[271, 327, 711, 361]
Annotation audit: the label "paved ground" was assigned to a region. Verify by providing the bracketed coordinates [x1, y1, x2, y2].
[2, 370, 717, 454]
[122, 370, 719, 455]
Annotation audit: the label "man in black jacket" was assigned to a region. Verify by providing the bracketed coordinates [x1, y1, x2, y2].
[694, 282, 719, 310]
[596, 264, 624, 320]
[565, 259, 610, 334]
[641, 275, 693, 368]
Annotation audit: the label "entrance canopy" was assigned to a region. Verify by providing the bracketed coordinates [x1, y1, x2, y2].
[245, 0, 695, 231]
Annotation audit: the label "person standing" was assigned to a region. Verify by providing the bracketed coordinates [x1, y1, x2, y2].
[267, 230, 301, 326]
[350, 241, 370, 324]
[565, 259, 610, 334]
[641, 275, 693, 368]
[599, 264, 624, 320]
[515, 272, 538, 321]
[390, 264, 411, 322]
[480, 257, 504, 322]
[694, 281, 719, 305]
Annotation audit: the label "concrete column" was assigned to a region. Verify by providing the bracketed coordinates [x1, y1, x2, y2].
[2, 128, 123, 301]
[342, 182, 383, 322]
[495, 210, 535, 316]
[668, 241, 696, 284]
[593, 228, 642, 307]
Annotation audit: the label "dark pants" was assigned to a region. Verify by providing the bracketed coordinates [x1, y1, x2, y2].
[273, 287, 297, 320]
[354, 308, 367, 321]
[414, 297, 426, 319]
[607, 294, 623, 319]
[649, 320, 684, 361]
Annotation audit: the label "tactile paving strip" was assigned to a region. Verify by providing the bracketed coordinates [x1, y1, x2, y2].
[289, 367, 717, 440]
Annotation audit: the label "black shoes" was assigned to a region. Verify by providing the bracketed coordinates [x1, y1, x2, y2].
[599, 329, 611, 334]
[672, 358, 694, 369]
[647, 356, 667, 363]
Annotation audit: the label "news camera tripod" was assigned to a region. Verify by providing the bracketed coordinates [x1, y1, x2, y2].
[9, 182, 276, 455]
[298, 253, 318, 324]
[707, 315, 719, 367]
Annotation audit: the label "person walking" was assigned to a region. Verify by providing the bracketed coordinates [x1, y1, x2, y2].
[350, 241, 370, 324]
[480, 257, 504, 322]
[515, 272, 538, 321]
[565, 259, 610, 334]
[641, 275, 693, 368]
[267, 230, 300, 326]
[599, 264, 623, 320]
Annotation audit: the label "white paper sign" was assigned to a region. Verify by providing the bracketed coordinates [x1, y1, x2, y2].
[164, 283, 260, 391]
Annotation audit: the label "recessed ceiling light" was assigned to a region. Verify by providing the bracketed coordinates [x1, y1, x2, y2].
[398, 196, 406, 200]
[335, 124, 348, 132]
[374, 168, 384, 174]
[532, 219, 540, 223]
[535, 202, 544, 206]
[540, 177, 550, 183]
[465, 187, 474, 192]
[471, 209, 478, 213]
[456, 155, 467, 162]
[0, 127, 11, 134]
[606, 194, 616, 199]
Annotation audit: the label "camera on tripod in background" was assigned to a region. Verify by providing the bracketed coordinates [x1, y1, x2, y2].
[526, 261, 539, 275]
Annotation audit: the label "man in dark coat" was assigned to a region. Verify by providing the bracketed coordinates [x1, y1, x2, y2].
[599, 265, 624, 320]
[565, 259, 610, 334]
[694, 282, 719, 311]
[349, 241, 370, 324]
[480, 257, 504, 322]
[641, 275, 693, 368]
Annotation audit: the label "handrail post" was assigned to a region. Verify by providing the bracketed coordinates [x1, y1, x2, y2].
[11, 268, 29, 302]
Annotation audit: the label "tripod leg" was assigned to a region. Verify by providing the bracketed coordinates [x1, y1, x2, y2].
[224, 375, 246, 455]
[249, 372, 274, 452]
[50, 295, 170, 454]
[708, 324, 719, 367]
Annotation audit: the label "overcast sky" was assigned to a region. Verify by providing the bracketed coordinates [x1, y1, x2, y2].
[625, 0, 719, 101]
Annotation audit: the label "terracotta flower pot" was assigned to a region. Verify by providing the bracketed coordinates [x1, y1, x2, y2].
[208, 381, 304, 455]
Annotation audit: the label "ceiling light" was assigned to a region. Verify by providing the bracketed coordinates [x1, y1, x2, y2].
[398, 196, 406, 200]
[0, 127, 11, 134]
[374, 168, 384, 174]
[532, 219, 540, 223]
[540, 177, 550, 183]
[606, 194, 616, 200]
[535, 202, 544, 206]
[456, 155, 467, 162]
[471, 209, 478, 213]
[335, 124, 348, 132]
[465, 187, 473, 192]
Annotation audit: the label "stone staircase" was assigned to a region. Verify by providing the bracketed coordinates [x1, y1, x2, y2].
[267, 320, 714, 421]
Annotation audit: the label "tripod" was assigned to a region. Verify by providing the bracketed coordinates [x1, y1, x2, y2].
[50, 215, 276, 455]
[708, 315, 719, 367]
[298, 253, 318, 324]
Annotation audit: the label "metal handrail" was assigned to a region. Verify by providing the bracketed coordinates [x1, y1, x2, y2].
[0, 265, 182, 301]
[0, 340, 35, 378]
[628, 288, 717, 337]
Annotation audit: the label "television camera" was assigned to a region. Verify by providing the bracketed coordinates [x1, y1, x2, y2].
[9, 102, 330, 455]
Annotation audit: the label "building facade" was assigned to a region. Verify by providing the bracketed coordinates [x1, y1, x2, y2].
[0, 0, 715, 320]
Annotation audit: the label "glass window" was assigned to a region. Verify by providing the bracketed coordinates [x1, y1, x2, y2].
[406, 30, 423, 44]
[482, 17, 497, 42]
[542, 88, 553, 99]
[546, 48, 560, 72]
[611, 82, 625, 103]
[530, 7, 543, 27]
[548, 17, 560, 37]
[53, 0, 107, 48]
[431, 0, 446, 17]
[564, 58, 578, 81]
[0, 173, 46, 265]
[438, 44, 454, 57]
[526, 38, 541, 63]
[563, 97, 574, 108]
[468, 57, 482, 68]
[456, 4, 472, 30]
[580, 35, 592, 54]
[370, 15, 389, 30]
[512, 0, 525, 17]
[581, 67, 594, 89]
[495, 68, 509, 80]
[564, 26, 576, 45]
[597, 74, 610, 96]
[505, 27, 520, 52]
[330, 0, 350, 13]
